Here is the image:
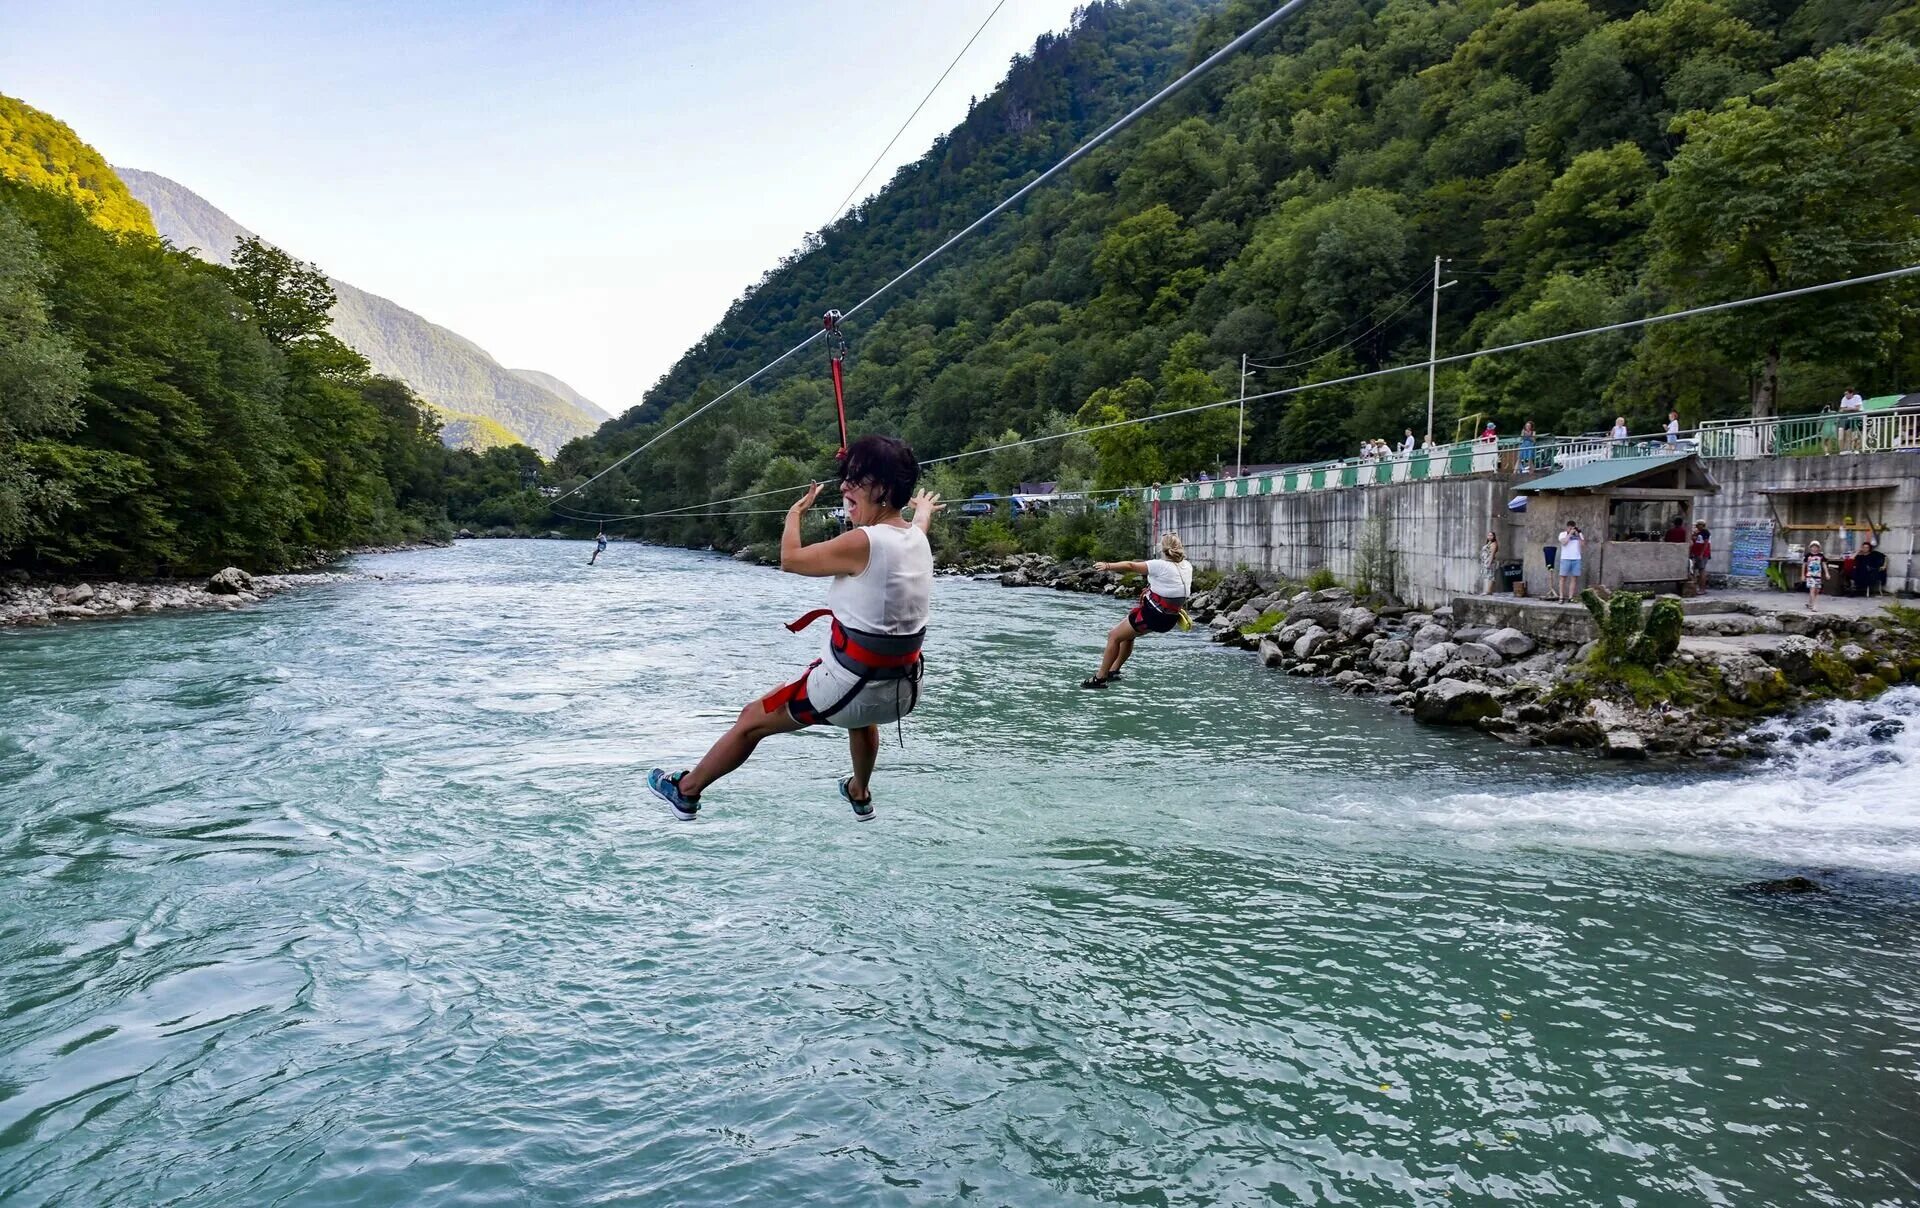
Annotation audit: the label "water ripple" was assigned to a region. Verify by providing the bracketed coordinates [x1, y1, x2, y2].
[2, 542, 1917, 1206]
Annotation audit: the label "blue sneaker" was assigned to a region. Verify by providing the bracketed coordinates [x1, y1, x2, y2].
[839, 777, 875, 823]
[648, 768, 700, 820]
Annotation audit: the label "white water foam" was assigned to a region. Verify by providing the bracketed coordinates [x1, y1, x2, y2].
[1407, 688, 1920, 873]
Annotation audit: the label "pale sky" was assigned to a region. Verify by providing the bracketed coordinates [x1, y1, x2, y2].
[1, 0, 1089, 413]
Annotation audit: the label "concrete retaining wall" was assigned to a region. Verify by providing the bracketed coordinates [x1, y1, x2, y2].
[1158, 478, 1515, 608]
[1160, 451, 1920, 605]
[1695, 452, 1919, 594]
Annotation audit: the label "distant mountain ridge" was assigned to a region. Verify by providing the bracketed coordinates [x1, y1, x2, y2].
[117, 168, 608, 454]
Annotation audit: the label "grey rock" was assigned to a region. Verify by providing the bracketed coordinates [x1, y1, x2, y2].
[1603, 730, 1648, 759]
[1411, 623, 1452, 653]
[1337, 606, 1377, 639]
[1293, 625, 1334, 660]
[1312, 587, 1354, 604]
[1869, 720, 1906, 741]
[1839, 643, 1873, 670]
[1771, 637, 1824, 686]
[1432, 606, 1455, 622]
[1380, 661, 1410, 683]
[1258, 638, 1286, 669]
[1482, 627, 1536, 657]
[1370, 639, 1411, 668]
[1451, 642, 1503, 667]
[207, 567, 253, 595]
[1227, 602, 1264, 627]
[1452, 625, 1491, 644]
[1413, 678, 1504, 726]
[1408, 642, 1458, 679]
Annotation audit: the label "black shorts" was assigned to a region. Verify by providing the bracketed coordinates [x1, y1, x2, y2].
[1128, 600, 1179, 634]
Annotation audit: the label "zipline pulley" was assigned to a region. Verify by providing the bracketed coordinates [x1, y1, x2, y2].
[823, 309, 850, 458]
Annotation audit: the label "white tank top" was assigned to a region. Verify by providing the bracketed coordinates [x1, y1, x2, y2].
[825, 523, 932, 636]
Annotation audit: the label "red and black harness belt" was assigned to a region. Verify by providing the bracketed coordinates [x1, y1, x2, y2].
[759, 609, 925, 726]
[1128, 589, 1187, 635]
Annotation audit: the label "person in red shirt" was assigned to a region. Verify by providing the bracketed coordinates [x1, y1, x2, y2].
[1688, 521, 1711, 593]
[1664, 516, 1687, 543]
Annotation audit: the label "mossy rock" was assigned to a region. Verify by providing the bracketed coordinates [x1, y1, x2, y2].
[1241, 609, 1286, 636]
[1856, 675, 1890, 698]
[1809, 651, 1857, 692]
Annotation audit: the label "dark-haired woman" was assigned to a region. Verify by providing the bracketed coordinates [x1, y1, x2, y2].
[649, 435, 939, 823]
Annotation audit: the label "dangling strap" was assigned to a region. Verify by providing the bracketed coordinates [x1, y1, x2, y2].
[823, 310, 850, 457]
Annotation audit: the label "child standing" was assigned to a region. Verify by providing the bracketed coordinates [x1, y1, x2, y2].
[1803, 541, 1826, 612]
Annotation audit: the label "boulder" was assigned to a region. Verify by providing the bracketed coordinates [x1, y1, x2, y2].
[1413, 678, 1504, 726]
[1408, 642, 1458, 680]
[1709, 651, 1788, 706]
[1245, 592, 1287, 615]
[456, 528, 475, 539]
[1770, 637, 1825, 686]
[1276, 618, 1316, 646]
[1452, 625, 1491, 644]
[1312, 587, 1355, 604]
[1259, 638, 1286, 669]
[1450, 641, 1503, 667]
[1431, 606, 1455, 622]
[207, 567, 253, 595]
[1482, 627, 1535, 657]
[66, 583, 96, 605]
[1602, 730, 1648, 760]
[733, 548, 757, 562]
[1370, 638, 1411, 668]
[1293, 625, 1334, 660]
[1839, 643, 1873, 670]
[1411, 623, 1452, 653]
[1337, 606, 1377, 639]
[1284, 600, 1346, 629]
[1869, 719, 1906, 742]
[1380, 661, 1410, 683]
[1227, 602, 1264, 627]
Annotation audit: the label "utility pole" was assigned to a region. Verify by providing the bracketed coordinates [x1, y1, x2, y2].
[1236, 352, 1249, 478]
[1425, 255, 1455, 444]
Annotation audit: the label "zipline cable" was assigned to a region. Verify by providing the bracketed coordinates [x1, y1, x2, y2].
[584, 259, 1920, 517]
[552, 0, 1319, 512]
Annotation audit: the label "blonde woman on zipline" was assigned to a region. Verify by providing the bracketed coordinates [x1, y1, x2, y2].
[1081, 532, 1193, 689]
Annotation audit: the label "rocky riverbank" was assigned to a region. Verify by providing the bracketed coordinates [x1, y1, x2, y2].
[954, 552, 1920, 760]
[0, 559, 401, 630]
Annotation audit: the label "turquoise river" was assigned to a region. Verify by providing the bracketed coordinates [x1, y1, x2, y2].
[3, 541, 1917, 1206]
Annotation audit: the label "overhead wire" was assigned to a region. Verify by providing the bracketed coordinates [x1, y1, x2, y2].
[1243, 272, 1430, 370]
[565, 262, 1920, 523]
[551, 0, 1319, 516]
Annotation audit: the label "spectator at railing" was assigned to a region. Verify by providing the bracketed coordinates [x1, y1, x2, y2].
[1838, 387, 1864, 452]
[1401, 429, 1416, 458]
[1610, 416, 1629, 444]
[1851, 540, 1888, 596]
[1480, 421, 1497, 442]
[1518, 420, 1535, 473]
[1665, 411, 1681, 444]
[1422, 433, 1438, 451]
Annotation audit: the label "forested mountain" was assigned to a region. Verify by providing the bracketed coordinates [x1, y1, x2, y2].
[555, 0, 1920, 554]
[0, 94, 155, 237]
[117, 168, 608, 454]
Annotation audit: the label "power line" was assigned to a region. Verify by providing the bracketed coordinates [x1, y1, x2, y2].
[1244, 272, 1429, 370]
[560, 261, 1919, 523]
[823, 0, 1011, 231]
[552, 0, 1319, 512]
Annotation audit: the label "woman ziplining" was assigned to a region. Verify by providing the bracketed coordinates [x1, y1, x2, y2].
[1081, 532, 1192, 689]
[648, 435, 942, 823]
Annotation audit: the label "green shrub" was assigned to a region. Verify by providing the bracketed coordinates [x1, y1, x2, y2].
[1581, 589, 1683, 669]
[965, 517, 1021, 560]
[1242, 609, 1285, 635]
[1305, 566, 1339, 591]
[1764, 562, 1791, 591]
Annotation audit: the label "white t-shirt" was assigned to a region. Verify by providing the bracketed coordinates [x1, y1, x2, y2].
[1839, 392, 1863, 412]
[1611, 424, 1628, 439]
[1145, 557, 1193, 600]
[1562, 532, 1585, 561]
[1665, 418, 1679, 439]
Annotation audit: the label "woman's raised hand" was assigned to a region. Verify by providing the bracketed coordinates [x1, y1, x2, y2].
[910, 488, 944, 518]
[790, 482, 824, 515]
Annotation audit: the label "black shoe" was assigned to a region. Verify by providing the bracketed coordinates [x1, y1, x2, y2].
[839, 777, 875, 822]
[1080, 675, 1109, 689]
[1105, 669, 1124, 681]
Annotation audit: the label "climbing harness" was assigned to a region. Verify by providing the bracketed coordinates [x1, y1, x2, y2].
[764, 608, 924, 730]
[823, 309, 850, 457]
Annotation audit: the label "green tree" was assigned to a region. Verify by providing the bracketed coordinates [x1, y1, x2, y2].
[1650, 43, 1920, 414]
[0, 204, 84, 552]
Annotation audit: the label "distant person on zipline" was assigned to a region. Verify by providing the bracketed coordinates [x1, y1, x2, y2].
[589, 529, 608, 565]
[1081, 532, 1193, 689]
[648, 435, 940, 823]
